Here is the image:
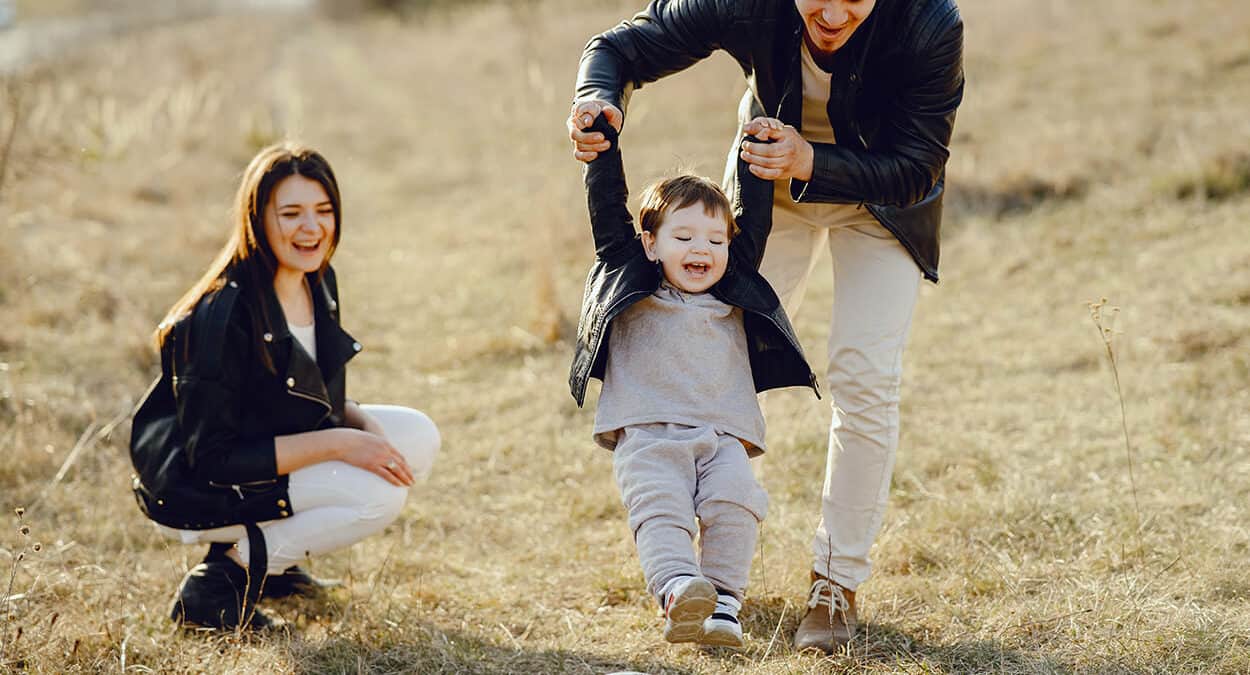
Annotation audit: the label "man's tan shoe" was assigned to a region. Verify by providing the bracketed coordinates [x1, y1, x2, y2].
[793, 572, 857, 653]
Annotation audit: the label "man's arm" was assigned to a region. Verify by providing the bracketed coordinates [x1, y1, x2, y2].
[575, 0, 735, 116]
[569, 0, 736, 161]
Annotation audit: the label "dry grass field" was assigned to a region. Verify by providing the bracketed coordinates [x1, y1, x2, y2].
[2, 0, 1249, 672]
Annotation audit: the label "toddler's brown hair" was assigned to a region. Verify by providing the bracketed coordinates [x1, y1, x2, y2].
[638, 175, 738, 238]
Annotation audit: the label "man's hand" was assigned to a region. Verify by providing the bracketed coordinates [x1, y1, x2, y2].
[740, 117, 814, 181]
[568, 100, 624, 162]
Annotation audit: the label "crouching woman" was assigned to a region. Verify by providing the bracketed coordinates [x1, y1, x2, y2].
[130, 142, 440, 629]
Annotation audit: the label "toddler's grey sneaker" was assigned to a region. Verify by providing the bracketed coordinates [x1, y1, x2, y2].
[700, 590, 743, 648]
[659, 575, 717, 643]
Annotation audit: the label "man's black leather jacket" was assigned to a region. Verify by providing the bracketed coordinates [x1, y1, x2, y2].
[575, 0, 965, 282]
[130, 266, 362, 529]
[569, 117, 818, 406]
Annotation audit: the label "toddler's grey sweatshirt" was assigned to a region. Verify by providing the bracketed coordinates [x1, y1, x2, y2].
[593, 282, 765, 455]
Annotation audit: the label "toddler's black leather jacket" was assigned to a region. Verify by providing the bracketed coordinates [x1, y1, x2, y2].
[569, 118, 818, 406]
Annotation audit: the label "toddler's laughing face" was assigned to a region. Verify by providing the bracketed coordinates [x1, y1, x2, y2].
[642, 203, 731, 294]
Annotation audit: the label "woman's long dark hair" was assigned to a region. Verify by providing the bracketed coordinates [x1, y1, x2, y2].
[155, 142, 342, 371]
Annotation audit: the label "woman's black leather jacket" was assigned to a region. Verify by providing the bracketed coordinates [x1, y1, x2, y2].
[130, 266, 362, 529]
[575, 0, 965, 282]
[569, 118, 818, 406]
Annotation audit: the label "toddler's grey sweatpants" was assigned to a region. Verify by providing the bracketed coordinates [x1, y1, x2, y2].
[612, 423, 769, 601]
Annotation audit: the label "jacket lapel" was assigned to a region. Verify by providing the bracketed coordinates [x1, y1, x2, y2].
[309, 272, 361, 383]
[260, 274, 360, 405]
[258, 279, 326, 403]
[775, 13, 803, 128]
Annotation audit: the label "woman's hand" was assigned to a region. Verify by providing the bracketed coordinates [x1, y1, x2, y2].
[567, 100, 624, 162]
[740, 117, 814, 181]
[334, 428, 414, 487]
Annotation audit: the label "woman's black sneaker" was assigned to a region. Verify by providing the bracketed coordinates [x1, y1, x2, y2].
[263, 565, 339, 599]
[169, 559, 272, 630]
[201, 544, 335, 599]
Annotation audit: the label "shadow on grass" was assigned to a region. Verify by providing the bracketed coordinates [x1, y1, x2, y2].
[740, 595, 1074, 674]
[289, 622, 698, 675]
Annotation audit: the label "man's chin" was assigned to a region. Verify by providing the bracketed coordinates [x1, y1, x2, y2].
[805, 28, 847, 56]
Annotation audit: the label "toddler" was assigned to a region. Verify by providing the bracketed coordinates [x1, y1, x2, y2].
[569, 117, 817, 648]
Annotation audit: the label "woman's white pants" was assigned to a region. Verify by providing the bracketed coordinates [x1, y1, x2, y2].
[159, 404, 440, 574]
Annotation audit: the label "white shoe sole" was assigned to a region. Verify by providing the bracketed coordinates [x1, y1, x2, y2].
[699, 620, 744, 648]
[662, 578, 717, 644]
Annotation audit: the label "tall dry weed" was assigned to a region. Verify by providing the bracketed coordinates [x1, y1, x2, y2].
[0, 80, 20, 202]
[1088, 298, 1143, 555]
[0, 507, 42, 668]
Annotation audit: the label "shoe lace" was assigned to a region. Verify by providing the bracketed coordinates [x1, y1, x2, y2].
[807, 578, 850, 613]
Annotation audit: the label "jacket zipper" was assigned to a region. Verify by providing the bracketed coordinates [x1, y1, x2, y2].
[774, 26, 803, 121]
[209, 478, 278, 487]
[286, 388, 332, 423]
[208, 478, 279, 499]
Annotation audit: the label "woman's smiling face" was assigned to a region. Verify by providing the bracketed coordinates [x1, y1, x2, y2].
[795, 0, 877, 55]
[263, 174, 336, 275]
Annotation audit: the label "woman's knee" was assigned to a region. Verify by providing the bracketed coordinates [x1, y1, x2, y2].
[357, 482, 409, 526]
[288, 456, 415, 526]
[362, 404, 441, 479]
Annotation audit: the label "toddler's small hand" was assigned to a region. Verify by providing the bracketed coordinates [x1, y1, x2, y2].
[740, 117, 814, 182]
[568, 100, 624, 162]
[744, 116, 785, 138]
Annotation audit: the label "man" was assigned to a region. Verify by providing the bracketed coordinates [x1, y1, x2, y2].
[567, 0, 964, 653]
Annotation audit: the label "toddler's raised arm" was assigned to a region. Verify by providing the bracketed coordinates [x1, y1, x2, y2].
[583, 116, 639, 263]
[728, 134, 776, 272]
